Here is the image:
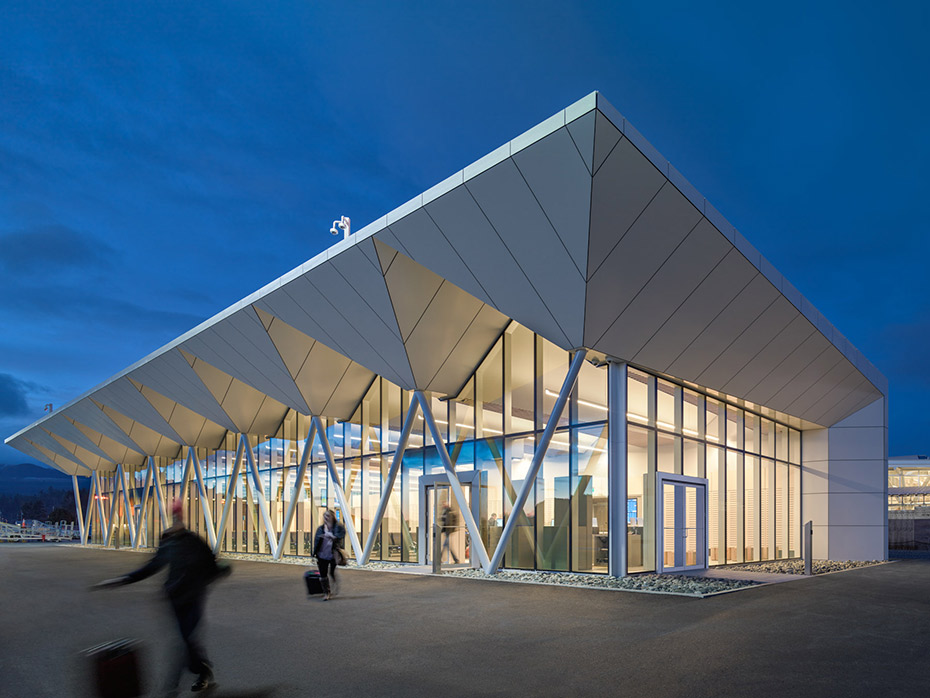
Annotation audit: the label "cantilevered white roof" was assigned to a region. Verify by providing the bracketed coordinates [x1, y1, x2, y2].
[6, 92, 887, 474]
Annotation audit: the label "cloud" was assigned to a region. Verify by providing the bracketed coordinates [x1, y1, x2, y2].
[0, 224, 117, 276]
[0, 373, 40, 417]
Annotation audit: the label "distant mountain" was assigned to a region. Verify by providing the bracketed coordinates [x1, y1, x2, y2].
[0, 463, 73, 495]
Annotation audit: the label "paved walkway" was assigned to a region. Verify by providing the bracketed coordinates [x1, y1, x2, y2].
[0, 544, 926, 698]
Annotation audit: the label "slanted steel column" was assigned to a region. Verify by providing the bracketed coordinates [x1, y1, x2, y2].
[488, 349, 587, 574]
[414, 390, 492, 573]
[118, 464, 137, 548]
[149, 457, 169, 529]
[105, 470, 121, 547]
[313, 416, 364, 562]
[93, 471, 109, 543]
[360, 398, 419, 564]
[83, 474, 96, 544]
[72, 474, 86, 545]
[213, 437, 246, 555]
[275, 420, 317, 560]
[188, 447, 217, 549]
[135, 459, 154, 548]
[607, 361, 628, 577]
[242, 434, 279, 557]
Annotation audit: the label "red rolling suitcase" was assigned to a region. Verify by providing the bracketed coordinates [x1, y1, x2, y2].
[84, 638, 144, 697]
[304, 570, 325, 595]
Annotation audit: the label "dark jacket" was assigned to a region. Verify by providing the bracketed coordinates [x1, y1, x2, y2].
[312, 522, 346, 560]
[124, 527, 222, 604]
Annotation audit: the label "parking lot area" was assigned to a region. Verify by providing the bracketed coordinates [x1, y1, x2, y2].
[0, 545, 927, 697]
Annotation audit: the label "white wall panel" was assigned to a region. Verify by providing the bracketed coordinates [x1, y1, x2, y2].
[403, 282, 485, 389]
[632, 249, 758, 371]
[587, 137, 666, 276]
[587, 184, 703, 347]
[95, 379, 186, 444]
[42, 414, 111, 461]
[314, 248, 403, 341]
[722, 314, 815, 398]
[770, 346, 845, 412]
[747, 333, 834, 407]
[65, 402, 144, 454]
[592, 218, 730, 360]
[665, 274, 779, 382]
[130, 350, 237, 432]
[697, 296, 799, 389]
[565, 110, 595, 174]
[592, 110, 623, 175]
[512, 127, 593, 277]
[428, 305, 509, 396]
[259, 276, 413, 389]
[382, 212, 490, 305]
[426, 185, 571, 347]
[466, 158, 586, 345]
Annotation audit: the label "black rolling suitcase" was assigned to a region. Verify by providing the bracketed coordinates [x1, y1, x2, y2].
[84, 638, 144, 697]
[304, 570, 324, 595]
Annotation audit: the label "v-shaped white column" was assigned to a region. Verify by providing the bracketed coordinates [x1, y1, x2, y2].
[71, 474, 86, 545]
[274, 420, 318, 559]
[312, 415, 364, 562]
[241, 434, 280, 558]
[186, 447, 217, 549]
[487, 349, 587, 574]
[93, 471, 109, 544]
[213, 437, 246, 555]
[414, 391, 493, 573]
[360, 399, 420, 564]
[82, 474, 96, 545]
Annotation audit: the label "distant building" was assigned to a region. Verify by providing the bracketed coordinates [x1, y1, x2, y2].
[888, 456, 930, 511]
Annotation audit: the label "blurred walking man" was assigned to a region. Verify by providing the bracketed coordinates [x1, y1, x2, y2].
[95, 499, 229, 695]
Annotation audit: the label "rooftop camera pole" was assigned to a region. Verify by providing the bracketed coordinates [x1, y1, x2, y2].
[330, 216, 351, 240]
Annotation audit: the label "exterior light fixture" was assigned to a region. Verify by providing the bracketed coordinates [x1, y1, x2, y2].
[330, 216, 351, 240]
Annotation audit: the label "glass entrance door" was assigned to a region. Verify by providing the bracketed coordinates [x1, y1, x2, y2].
[425, 484, 469, 567]
[661, 479, 706, 572]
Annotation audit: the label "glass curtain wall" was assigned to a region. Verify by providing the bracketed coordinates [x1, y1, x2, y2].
[626, 369, 803, 572]
[124, 320, 801, 574]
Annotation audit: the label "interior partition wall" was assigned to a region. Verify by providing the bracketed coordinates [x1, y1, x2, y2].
[99, 321, 803, 574]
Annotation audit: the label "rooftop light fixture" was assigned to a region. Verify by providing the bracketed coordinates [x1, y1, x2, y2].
[330, 216, 351, 240]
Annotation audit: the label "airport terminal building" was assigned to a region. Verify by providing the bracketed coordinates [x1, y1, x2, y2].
[5, 93, 888, 575]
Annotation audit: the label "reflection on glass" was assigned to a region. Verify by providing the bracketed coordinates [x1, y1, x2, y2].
[573, 425, 608, 572]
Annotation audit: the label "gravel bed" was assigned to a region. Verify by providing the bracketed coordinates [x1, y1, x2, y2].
[441, 568, 757, 597]
[726, 560, 885, 575]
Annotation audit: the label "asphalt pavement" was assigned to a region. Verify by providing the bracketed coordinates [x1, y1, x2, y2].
[0, 544, 926, 698]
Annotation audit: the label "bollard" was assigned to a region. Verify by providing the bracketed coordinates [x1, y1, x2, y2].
[804, 521, 814, 576]
[432, 523, 442, 574]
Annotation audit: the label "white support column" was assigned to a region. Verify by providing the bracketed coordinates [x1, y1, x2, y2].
[242, 434, 279, 558]
[179, 450, 194, 503]
[105, 470, 121, 547]
[83, 474, 97, 545]
[414, 390, 493, 573]
[275, 420, 317, 559]
[360, 399, 419, 564]
[488, 349, 587, 574]
[72, 474, 86, 545]
[188, 447, 217, 549]
[213, 437, 246, 555]
[118, 464, 137, 548]
[93, 471, 109, 543]
[135, 460, 154, 549]
[149, 457, 169, 529]
[313, 416, 364, 562]
[607, 361, 628, 577]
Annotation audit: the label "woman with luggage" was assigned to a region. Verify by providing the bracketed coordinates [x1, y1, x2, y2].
[312, 509, 346, 601]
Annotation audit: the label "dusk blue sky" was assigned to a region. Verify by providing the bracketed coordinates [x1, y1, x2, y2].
[1, 1, 927, 465]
